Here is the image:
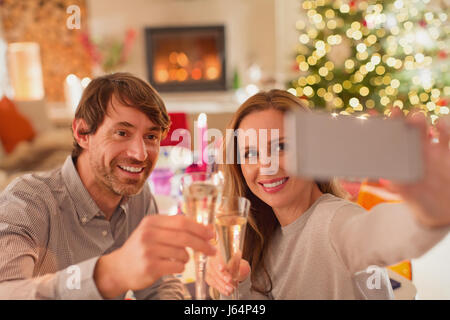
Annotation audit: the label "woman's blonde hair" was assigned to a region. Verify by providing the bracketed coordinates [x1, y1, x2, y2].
[221, 89, 348, 296]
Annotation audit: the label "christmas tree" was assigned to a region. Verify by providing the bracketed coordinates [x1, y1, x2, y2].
[288, 0, 449, 123]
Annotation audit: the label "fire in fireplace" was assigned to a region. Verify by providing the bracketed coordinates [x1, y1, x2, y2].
[145, 25, 226, 92]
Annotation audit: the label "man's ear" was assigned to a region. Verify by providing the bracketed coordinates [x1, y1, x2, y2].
[72, 118, 90, 150]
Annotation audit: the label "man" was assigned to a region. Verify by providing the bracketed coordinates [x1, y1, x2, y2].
[0, 72, 216, 299]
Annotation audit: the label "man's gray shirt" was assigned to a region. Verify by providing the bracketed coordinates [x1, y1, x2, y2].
[0, 156, 185, 299]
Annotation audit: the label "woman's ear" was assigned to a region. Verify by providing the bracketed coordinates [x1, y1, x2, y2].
[72, 118, 90, 150]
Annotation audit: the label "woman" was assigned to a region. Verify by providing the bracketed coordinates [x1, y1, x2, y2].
[206, 89, 450, 299]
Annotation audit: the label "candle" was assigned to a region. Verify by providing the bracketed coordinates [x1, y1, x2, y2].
[64, 74, 83, 114]
[197, 112, 207, 166]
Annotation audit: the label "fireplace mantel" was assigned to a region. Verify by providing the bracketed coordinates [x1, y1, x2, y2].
[160, 90, 239, 114]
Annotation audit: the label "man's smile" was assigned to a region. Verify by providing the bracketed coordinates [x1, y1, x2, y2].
[117, 165, 145, 174]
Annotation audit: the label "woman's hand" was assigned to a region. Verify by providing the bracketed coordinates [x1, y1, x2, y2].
[206, 251, 251, 297]
[385, 108, 450, 228]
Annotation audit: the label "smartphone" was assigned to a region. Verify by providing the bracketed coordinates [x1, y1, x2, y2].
[284, 110, 423, 183]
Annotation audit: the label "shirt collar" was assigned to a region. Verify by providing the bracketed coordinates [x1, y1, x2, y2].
[118, 196, 131, 215]
[61, 156, 104, 224]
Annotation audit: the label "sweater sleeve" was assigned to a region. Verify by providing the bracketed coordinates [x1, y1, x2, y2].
[329, 201, 450, 274]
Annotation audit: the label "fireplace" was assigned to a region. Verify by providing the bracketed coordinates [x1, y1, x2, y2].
[145, 25, 226, 92]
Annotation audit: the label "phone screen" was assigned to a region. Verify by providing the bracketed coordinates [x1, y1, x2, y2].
[284, 110, 423, 183]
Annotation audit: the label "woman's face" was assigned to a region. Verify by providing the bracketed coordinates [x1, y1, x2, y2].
[237, 108, 315, 210]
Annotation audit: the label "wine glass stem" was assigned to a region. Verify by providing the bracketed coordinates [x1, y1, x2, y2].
[231, 288, 239, 300]
[194, 252, 207, 300]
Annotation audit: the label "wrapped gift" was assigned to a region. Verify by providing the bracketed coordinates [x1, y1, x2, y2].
[357, 180, 412, 281]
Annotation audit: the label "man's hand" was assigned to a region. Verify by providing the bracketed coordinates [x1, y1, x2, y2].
[385, 109, 450, 228]
[94, 214, 216, 299]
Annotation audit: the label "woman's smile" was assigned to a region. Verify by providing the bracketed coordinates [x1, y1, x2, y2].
[258, 177, 289, 193]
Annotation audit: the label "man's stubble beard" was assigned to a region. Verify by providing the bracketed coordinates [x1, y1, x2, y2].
[91, 155, 153, 197]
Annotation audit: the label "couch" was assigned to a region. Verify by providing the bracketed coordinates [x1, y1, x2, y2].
[0, 99, 73, 190]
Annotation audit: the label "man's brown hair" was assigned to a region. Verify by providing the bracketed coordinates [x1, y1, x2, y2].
[72, 72, 171, 158]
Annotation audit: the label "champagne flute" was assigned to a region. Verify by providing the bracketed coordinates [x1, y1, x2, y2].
[181, 172, 223, 300]
[215, 196, 250, 300]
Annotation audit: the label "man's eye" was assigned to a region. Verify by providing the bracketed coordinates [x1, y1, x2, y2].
[116, 130, 127, 137]
[146, 134, 157, 140]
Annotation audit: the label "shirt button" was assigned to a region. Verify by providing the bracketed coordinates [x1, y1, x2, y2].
[102, 230, 108, 237]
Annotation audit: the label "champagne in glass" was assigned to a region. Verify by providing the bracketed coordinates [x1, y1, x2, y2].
[185, 183, 219, 224]
[215, 196, 250, 300]
[181, 172, 223, 300]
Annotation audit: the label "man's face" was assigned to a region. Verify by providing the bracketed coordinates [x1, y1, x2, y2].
[86, 96, 162, 197]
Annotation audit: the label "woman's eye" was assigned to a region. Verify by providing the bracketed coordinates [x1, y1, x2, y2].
[245, 149, 258, 158]
[276, 142, 286, 152]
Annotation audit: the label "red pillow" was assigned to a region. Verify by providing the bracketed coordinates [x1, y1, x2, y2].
[0, 96, 36, 153]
